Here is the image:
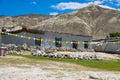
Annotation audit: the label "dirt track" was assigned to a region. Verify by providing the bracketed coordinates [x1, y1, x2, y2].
[0, 55, 120, 80]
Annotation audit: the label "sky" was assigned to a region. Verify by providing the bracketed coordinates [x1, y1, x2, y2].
[0, 0, 120, 16]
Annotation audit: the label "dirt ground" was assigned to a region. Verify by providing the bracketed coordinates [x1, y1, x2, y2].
[0, 55, 120, 80]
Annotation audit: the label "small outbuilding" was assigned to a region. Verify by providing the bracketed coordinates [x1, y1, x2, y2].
[93, 38, 120, 53]
[1, 28, 92, 50]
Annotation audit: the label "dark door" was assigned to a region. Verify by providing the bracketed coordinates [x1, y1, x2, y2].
[72, 41, 78, 49]
[55, 37, 62, 47]
[35, 38, 41, 46]
[84, 41, 88, 49]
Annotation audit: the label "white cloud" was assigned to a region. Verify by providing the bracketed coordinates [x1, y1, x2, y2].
[109, 0, 114, 3]
[99, 5, 116, 9]
[117, 0, 120, 5]
[103, 0, 120, 5]
[51, 1, 104, 10]
[51, 0, 120, 11]
[118, 0, 120, 3]
[93, 0, 104, 5]
[49, 12, 59, 15]
[100, 5, 120, 11]
[31, 1, 37, 5]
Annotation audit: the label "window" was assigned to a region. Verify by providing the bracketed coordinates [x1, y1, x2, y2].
[35, 38, 41, 46]
[2, 27, 6, 32]
[55, 37, 62, 47]
[72, 41, 78, 49]
[84, 41, 88, 49]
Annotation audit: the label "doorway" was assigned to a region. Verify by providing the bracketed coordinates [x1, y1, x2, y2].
[84, 41, 88, 49]
[55, 37, 62, 47]
[72, 41, 78, 49]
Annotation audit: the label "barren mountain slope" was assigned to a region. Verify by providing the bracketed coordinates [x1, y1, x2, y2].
[0, 5, 120, 40]
[31, 4, 120, 39]
[69, 4, 120, 39]
[0, 14, 51, 30]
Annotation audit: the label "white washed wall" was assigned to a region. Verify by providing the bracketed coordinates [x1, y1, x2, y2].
[44, 32, 92, 49]
[1, 31, 92, 49]
[102, 42, 120, 52]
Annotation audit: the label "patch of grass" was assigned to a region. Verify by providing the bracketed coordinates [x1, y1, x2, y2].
[9, 54, 120, 71]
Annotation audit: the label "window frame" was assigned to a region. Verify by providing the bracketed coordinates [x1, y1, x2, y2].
[35, 37, 41, 46]
[55, 37, 62, 47]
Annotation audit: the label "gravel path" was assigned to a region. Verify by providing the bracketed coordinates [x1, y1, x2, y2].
[0, 66, 120, 80]
[0, 53, 120, 80]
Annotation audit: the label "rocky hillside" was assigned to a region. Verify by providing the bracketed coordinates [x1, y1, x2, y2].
[71, 4, 120, 39]
[31, 4, 120, 40]
[0, 4, 120, 40]
[0, 14, 51, 31]
[30, 14, 92, 36]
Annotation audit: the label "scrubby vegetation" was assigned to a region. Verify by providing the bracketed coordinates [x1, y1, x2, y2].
[109, 32, 120, 37]
[9, 54, 120, 71]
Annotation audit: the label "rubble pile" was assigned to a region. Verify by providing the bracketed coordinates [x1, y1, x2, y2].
[32, 50, 102, 60]
[2, 43, 119, 60]
[45, 47, 94, 52]
[2, 43, 40, 55]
